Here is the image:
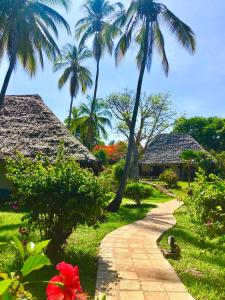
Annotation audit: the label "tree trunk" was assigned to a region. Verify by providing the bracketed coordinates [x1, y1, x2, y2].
[130, 141, 139, 181]
[93, 57, 100, 107]
[0, 45, 17, 108]
[67, 96, 74, 130]
[188, 162, 191, 189]
[87, 57, 100, 149]
[107, 18, 150, 212]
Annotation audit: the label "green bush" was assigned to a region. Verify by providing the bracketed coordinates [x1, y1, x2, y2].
[113, 159, 125, 182]
[125, 182, 154, 205]
[185, 169, 225, 236]
[159, 169, 178, 188]
[6, 146, 109, 261]
[93, 149, 108, 166]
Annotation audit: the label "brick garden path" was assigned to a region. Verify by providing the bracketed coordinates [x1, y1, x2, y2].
[95, 199, 195, 300]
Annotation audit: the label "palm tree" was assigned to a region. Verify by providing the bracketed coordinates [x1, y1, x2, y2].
[107, 0, 196, 211]
[75, 0, 122, 107]
[65, 107, 82, 138]
[74, 96, 112, 149]
[0, 0, 71, 108]
[54, 44, 93, 129]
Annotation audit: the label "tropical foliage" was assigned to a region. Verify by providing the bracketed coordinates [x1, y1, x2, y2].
[107, 0, 196, 211]
[93, 142, 127, 163]
[125, 182, 154, 205]
[75, 0, 122, 105]
[185, 170, 225, 237]
[54, 44, 93, 129]
[173, 117, 225, 152]
[0, 237, 51, 300]
[6, 146, 109, 261]
[0, 0, 70, 107]
[67, 97, 112, 149]
[159, 169, 178, 188]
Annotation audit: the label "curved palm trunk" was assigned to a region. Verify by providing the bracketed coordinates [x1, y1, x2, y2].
[107, 18, 150, 212]
[67, 96, 74, 130]
[130, 141, 139, 181]
[0, 46, 17, 108]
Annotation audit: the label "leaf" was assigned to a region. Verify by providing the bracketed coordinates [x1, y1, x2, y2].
[32, 240, 51, 255]
[2, 291, 15, 300]
[0, 280, 13, 295]
[22, 254, 51, 277]
[0, 273, 9, 280]
[26, 242, 35, 254]
[11, 237, 25, 260]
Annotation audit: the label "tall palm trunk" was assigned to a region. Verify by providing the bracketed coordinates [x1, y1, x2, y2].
[130, 142, 139, 181]
[87, 57, 100, 149]
[0, 44, 17, 108]
[107, 17, 150, 212]
[93, 57, 100, 107]
[67, 96, 74, 130]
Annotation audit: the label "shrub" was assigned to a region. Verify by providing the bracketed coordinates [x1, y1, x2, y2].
[185, 169, 225, 236]
[93, 149, 108, 166]
[113, 159, 125, 182]
[6, 146, 109, 261]
[159, 169, 178, 188]
[125, 182, 154, 205]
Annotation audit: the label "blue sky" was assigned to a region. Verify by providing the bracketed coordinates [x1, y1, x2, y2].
[1, 0, 225, 141]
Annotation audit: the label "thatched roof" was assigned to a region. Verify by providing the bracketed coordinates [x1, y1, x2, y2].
[141, 133, 204, 165]
[0, 95, 97, 169]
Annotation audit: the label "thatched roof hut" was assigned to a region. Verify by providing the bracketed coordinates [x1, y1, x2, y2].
[141, 133, 204, 165]
[0, 95, 97, 169]
[140, 134, 204, 179]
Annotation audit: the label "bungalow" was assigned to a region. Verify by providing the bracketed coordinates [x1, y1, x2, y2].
[0, 95, 97, 198]
[140, 133, 204, 179]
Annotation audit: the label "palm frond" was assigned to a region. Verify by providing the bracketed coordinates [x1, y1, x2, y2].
[161, 5, 196, 54]
[153, 21, 169, 76]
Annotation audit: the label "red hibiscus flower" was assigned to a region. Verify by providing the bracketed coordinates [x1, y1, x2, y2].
[46, 262, 86, 300]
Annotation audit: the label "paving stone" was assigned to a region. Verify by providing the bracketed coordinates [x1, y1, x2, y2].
[119, 291, 145, 300]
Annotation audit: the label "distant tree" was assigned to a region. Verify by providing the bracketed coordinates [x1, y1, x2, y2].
[65, 107, 82, 139]
[75, 0, 122, 109]
[72, 97, 112, 149]
[215, 151, 225, 178]
[54, 44, 93, 129]
[107, 0, 196, 212]
[93, 142, 127, 163]
[180, 150, 198, 188]
[173, 117, 225, 152]
[0, 0, 70, 107]
[107, 91, 177, 179]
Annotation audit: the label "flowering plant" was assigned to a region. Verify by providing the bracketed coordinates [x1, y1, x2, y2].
[47, 262, 87, 300]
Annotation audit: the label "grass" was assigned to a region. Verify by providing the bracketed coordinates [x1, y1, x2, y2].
[170, 181, 189, 198]
[0, 188, 171, 299]
[159, 206, 225, 300]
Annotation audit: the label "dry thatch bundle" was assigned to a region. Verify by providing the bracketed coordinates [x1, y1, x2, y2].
[141, 133, 204, 165]
[0, 95, 97, 169]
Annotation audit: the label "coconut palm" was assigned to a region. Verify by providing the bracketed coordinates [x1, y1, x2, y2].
[74, 96, 112, 149]
[65, 107, 82, 138]
[0, 0, 71, 108]
[107, 0, 196, 211]
[75, 0, 122, 107]
[54, 44, 93, 129]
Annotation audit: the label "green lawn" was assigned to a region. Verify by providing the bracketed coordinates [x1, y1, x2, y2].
[170, 181, 189, 198]
[0, 189, 171, 299]
[159, 205, 225, 300]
